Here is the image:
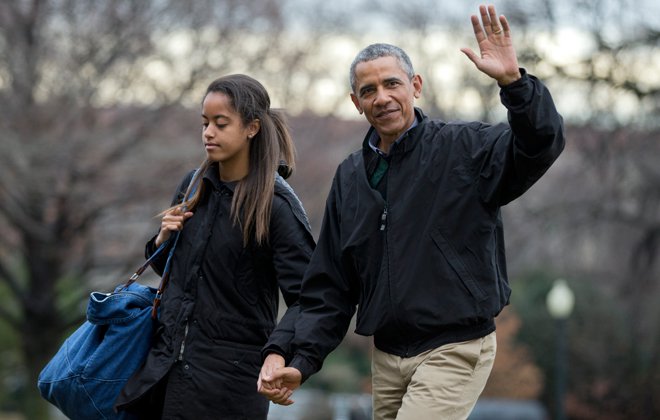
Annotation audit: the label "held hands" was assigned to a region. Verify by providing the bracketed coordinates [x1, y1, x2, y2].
[460, 4, 521, 86]
[257, 354, 302, 406]
[154, 207, 194, 247]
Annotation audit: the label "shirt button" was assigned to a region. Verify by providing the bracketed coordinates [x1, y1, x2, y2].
[184, 364, 190, 370]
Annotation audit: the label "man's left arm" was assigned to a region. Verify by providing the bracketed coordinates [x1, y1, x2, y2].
[461, 3, 565, 154]
[461, 4, 565, 204]
[500, 70, 565, 160]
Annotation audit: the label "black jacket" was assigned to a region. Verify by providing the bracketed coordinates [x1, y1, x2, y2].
[116, 164, 315, 417]
[280, 71, 565, 381]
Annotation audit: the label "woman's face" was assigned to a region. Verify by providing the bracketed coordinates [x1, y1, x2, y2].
[201, 92, 258, 179]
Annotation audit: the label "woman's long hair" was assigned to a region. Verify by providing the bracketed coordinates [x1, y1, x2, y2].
[172, 74, 295, 246]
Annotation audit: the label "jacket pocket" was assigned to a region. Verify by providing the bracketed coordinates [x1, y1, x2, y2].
[430, 228, 488, 302]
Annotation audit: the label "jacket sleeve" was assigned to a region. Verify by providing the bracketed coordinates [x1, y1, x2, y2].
[286, 172, 358, 382]
[476, 69, 565, 206]
[262, 192, 316, 360]
[144, 169, 197, 275]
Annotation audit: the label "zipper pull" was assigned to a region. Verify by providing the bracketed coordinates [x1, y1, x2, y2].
[178, 322, 189, 361]
[380, 206, 388, 231]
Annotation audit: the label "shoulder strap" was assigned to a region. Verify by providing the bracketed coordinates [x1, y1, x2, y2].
[274, 174, 312, 233]
[150, 168, 201, 318]
[120, 169, 201, 319]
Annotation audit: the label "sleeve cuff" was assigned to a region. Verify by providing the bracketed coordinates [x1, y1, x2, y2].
[145, 235, 160, 259]
[261, 344, 287, 363]
[288, 355, 319, 384]
[499, 68, 533, 110]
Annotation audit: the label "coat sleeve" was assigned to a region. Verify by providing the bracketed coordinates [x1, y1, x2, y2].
[262, 189, 316, 360]
[475, 69, 565, 206]
[286, 171, 359, 382]
[144, 169, 197, 275]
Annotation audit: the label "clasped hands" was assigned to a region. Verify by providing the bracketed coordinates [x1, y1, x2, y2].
[257, 353, 302, 405]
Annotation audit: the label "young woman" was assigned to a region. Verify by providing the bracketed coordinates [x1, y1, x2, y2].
[115, 74, 315, 419]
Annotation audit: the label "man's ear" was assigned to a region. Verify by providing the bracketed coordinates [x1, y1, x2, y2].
[412, 74, 423, 99]
[350, 93, 363, 114]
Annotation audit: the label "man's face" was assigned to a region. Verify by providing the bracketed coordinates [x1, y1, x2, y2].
[350, 56, 422, 146]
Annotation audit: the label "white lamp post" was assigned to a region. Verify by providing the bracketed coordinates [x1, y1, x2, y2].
[546, 279, 575, 420]
[546, 279, 575, 319]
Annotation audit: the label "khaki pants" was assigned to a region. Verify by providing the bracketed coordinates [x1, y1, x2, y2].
[372, 331, 496, 420]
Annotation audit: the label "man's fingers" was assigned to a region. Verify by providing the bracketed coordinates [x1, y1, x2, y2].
[269, 387, 295, 405]
[460, 48, 479, 66]
[258, 386, 280, 397]
[487, 5, 499, 32]
[479, 4, 491, 31]
[469, 15, 486, 42]
[499, 15, 511, 35]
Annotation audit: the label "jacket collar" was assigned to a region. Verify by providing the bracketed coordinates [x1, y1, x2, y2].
[202, 162, 237, 194]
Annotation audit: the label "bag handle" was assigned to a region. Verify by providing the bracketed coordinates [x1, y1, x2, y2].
[121, 169, 201, 319]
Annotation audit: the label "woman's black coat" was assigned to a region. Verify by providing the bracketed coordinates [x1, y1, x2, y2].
[115, 165, 314, 419]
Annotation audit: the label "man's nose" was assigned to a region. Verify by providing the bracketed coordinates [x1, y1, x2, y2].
[373, 87, 389, 105]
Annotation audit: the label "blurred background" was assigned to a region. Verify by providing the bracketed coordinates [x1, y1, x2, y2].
[1, 0, 659, 419]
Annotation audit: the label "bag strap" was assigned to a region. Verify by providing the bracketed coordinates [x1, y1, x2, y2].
[151, 168, 201, 318]
[120, 169, 201, 319]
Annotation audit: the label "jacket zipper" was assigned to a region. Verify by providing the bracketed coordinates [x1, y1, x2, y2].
[381, 150, 408, 356]
[177, 322, 189, 361]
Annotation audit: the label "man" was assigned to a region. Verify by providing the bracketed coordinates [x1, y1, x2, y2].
[259, 4, 565, 419]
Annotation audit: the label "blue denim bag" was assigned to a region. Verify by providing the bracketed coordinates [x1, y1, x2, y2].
[37, 169, 200, 419]
[37, 281, 157, 419]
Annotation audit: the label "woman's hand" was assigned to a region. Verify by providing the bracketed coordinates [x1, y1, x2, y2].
[155, 207, 194, 246]
[258, 353, 300, 405]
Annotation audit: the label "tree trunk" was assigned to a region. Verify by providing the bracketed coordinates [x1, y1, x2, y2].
[20, 235, 68, 419]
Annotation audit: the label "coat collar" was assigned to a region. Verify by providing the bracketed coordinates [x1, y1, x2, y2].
[202, 162, 237, 194]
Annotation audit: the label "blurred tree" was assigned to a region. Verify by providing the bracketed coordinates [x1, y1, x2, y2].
[509, 1, 659, 417]
[1, 0, 660, 418]
[500, 0, 660, 128]
[0, 1, 313, 418]
[504, 125, 660, 418]
[358, 0, 660, 127]
[482, 307, 544, 400]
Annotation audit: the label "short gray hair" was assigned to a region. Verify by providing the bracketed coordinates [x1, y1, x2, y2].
[349, 43, 415, 93]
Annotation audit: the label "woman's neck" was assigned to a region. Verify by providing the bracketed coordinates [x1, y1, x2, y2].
[218, 162, 248, 182]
